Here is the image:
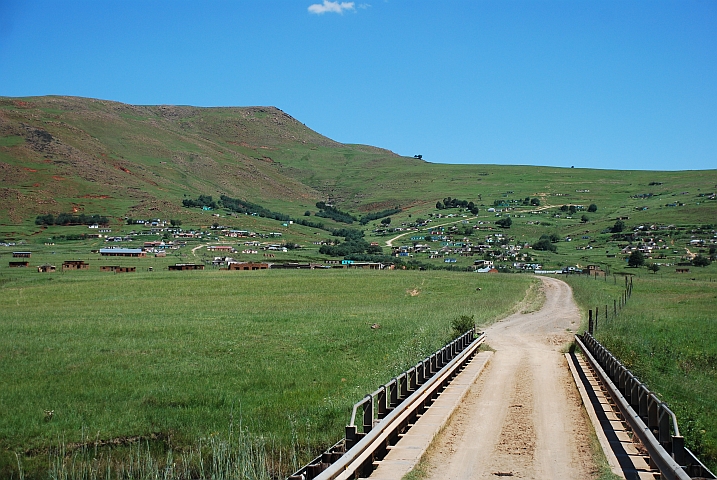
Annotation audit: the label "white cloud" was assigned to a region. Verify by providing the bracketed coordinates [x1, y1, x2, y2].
[308, 1, 356, 14]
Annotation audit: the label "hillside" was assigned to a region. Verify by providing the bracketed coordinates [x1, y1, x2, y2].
[0, 96, 347, 223]
[1, 95, 716, 250]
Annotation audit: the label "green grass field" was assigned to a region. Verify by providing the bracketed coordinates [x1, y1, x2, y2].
[0, 268, 533, 479]
[564, 271, 717, 472]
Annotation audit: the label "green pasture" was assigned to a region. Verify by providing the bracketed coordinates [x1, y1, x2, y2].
[0, 268, 532, 478]
[564, 271, 717, 472]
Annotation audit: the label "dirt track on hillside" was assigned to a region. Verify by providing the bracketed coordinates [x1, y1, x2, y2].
[422, 276, 598, 479]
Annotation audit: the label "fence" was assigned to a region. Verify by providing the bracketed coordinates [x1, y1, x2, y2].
[587, 275, 633, 335]
[288, 328, 482, 480]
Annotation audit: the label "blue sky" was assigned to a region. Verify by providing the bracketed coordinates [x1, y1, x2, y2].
[0, 1, 715, 171]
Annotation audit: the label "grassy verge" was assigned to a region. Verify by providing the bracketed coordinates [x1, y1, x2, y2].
[0, 269, 532, 479]
[563, 273, 717, 473]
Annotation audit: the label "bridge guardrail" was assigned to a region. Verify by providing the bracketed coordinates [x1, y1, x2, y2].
[288, 328, 483, 480]
[576, 332, 715, 480]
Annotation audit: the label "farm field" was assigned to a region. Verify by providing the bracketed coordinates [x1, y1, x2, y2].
[564, 271, 717, 472]
[0, 268, 533, 479]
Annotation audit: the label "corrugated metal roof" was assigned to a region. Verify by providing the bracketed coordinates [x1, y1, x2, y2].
[100, 248, 143, 254]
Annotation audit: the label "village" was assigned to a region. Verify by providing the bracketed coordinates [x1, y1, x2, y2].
[5, 214, 715, 277]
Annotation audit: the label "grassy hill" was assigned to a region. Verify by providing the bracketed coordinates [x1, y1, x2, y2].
[2, 96, 716, 224]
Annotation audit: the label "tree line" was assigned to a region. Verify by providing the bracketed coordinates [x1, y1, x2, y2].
[359, 207, 402, 225]
[35, 213, 109, 226]
[436, 197, 479, 215]
[315, 202, 356, 224]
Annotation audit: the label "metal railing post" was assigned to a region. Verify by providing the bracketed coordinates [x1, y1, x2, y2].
[363, 395, 373, 433]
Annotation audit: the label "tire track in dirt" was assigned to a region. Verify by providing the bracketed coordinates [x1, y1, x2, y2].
[421, 276, 598, 480]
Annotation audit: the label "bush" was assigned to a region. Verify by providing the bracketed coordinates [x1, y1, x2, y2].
[693, 255, 712, 267]
[611, 220, 625, 233]
[495, 217, 512, 228]
[588, 204, 598, 212]
[533, 238, 557, 252]
[451, 315, 475, 339]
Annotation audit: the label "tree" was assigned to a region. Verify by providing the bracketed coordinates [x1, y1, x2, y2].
[436, 201, 443, 210]
[530, 197, 540, 206]
[304, 210, 311, 216]
[495, 217, 512, 228]
[693, 255, 712, 267]
[628, 250, 645, 267]
[367, 244, 383, 254]
[588, 204, 598, 212]
[647, 263, 660, 274]
[581, 215, 589, 223]
[170, 219, 182, 226]
[533, 238, 557, 252]
[611, 220, 625, 233]
[380, 217, 392, 225]
[569, 205, 577, 215]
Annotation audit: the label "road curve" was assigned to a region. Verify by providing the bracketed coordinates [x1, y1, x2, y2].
[421, 276, 598, 479]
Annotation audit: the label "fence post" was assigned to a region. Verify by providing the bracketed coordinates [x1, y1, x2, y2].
[377, 386, 387, 419]
[390, 379, 398, 408]
[588, 309, 594, 335]
[363, 395, 373, 433]
[614, 299, 617, 317]
[345, 425, 357, 451]
[595, 306, 599, 331]
[605, 305, 608, 321]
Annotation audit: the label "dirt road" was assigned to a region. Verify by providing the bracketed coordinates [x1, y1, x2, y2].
[422, 276, 597, 479]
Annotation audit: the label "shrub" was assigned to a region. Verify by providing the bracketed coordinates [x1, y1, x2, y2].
[495, 217, 512, 228]
[588, 204, 598, 212]
[693, 255, 712, 267]
[451, 315, 475, 338]
[533, 238, 557, 252]
[611, 220, 625, 233]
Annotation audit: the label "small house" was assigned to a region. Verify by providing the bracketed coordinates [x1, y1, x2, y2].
[207, 245, 234, 252]
[228, 262, 269, 271]
[100, 248, 146, 257]
[62, 260, 90, 271]
[12, 252, 32, 258]
[168, 264, 204, 271]
[9, 261, 29, 267]
[37, 264, 56, 273]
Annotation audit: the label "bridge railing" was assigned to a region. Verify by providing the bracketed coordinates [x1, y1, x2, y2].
[577, 332, 715, 480]
[288, 327, 483, 480]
